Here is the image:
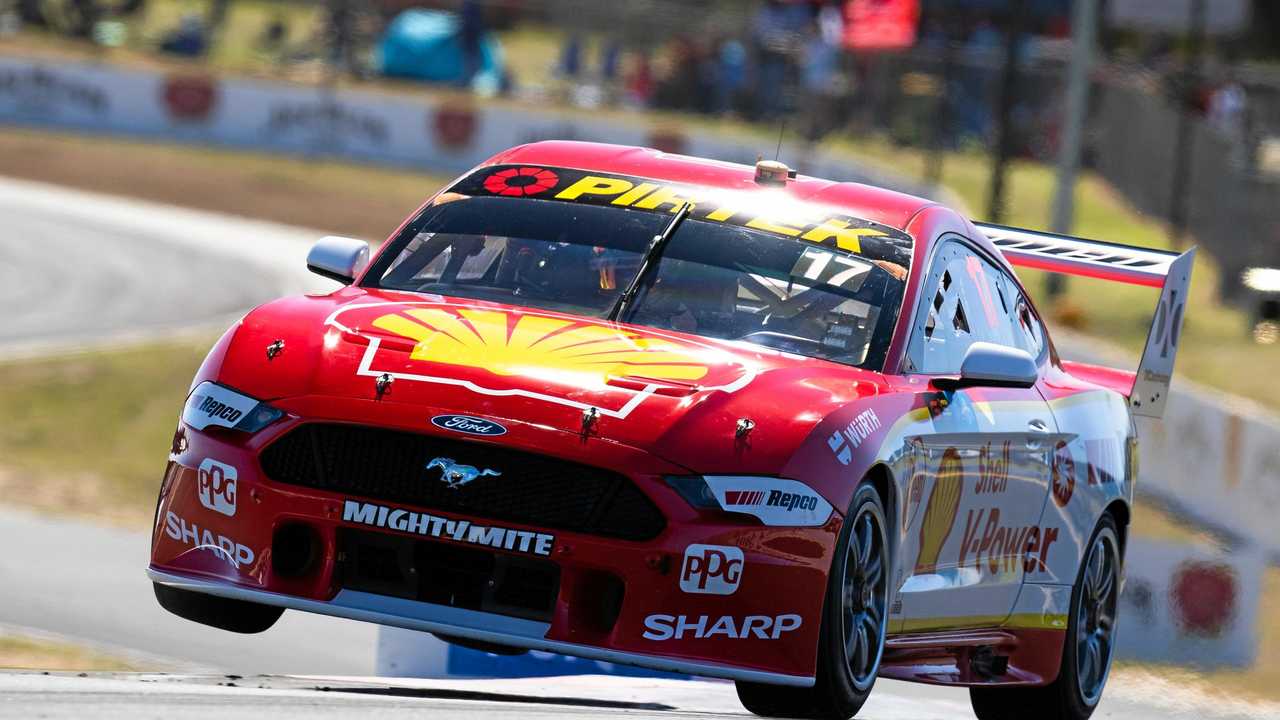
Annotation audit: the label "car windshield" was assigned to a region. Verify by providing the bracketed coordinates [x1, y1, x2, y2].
[366, 194, 907, 370]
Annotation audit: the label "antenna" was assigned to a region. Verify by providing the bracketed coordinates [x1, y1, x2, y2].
[774, 119, 786, 162]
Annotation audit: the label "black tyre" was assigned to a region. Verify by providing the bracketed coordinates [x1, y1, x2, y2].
[970, 513, 1122, 720]
[737, 483, 890, 719]
[153, 582, 284, 634]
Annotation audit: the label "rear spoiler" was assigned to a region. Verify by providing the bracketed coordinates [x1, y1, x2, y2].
[974, 222, 1195, 418]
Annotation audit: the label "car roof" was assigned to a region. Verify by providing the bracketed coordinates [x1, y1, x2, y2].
[485, 141, 939, 234]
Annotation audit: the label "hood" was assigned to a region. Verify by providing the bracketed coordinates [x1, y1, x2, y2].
[214, 289, 885, 473]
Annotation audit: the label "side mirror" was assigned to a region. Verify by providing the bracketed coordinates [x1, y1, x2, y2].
[937, 342, 1039, 390]
[307, 236, 369, 285]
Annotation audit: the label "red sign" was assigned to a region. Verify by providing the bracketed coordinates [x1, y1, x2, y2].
[843, 0, 920, 52]
[433, 107, 478, 149]
[162, 75, 217, 122]
[1171, 562, 1237, 637]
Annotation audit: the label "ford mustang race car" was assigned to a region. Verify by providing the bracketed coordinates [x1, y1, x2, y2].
[149, 141, 1193, 720]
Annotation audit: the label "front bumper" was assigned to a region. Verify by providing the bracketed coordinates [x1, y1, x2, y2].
[147, 567, 812, 685]
[149, 410, 837, 685]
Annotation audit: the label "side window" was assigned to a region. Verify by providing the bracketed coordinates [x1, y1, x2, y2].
[995, 271, 1047, 360]
[908, 241, 1010, 374]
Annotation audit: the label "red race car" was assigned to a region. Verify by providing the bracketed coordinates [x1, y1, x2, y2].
[149, 142, 1193, 720]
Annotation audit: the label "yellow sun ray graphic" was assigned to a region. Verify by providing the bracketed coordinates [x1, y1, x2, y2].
[370, 308, 711, 384]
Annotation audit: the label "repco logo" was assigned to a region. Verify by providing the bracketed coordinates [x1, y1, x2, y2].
[680, 544, 743, 595]
[197, 458, 237, 517]
[197, 396, 243, 424]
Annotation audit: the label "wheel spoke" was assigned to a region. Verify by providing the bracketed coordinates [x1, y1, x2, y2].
[1079, 638, 1095, 687]
[1096, 556, 1115, 601]
[1097, 611, 1113, 633]
[866, 600, 881, 625]
[861, 614, 880, 653]
[1086, 548, 1102, 597]
[865, 553, 883, 587]
[857, 515, 874, 568]
[845, 623, 859, 660]
[854, 624, 869, 675]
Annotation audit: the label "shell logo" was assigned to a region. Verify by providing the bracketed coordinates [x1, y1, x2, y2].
[370, 307, 712, 385]
[913, 448, 965, 574]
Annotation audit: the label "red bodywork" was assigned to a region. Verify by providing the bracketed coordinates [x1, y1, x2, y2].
[149, 141, 1107, 687]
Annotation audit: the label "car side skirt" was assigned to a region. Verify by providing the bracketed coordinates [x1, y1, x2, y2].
[148, 567, 816, 687]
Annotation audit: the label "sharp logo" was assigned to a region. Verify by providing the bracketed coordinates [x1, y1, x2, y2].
[163, 511, 254, 568]
[196, 458, 237, 517]
[679, 545, 743, 595]
[642, 614, 802, 641]
[342, 500, 554, 556]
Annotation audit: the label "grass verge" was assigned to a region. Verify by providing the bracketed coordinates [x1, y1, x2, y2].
[0, 629, 140, 672]
[0, 128, 450, 241]
[0, 336, 214, 530]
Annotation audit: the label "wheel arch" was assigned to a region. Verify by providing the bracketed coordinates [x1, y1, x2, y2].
[1103, 498, 1130, 555]
[863, 462, 898, 561]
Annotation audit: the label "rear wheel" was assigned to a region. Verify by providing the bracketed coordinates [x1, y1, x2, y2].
[970, 514, 1121, 720]
[736, 483, 889, 719]
[153, 582, 283, 634]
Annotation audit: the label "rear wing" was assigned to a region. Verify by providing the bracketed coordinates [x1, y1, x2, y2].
[974, 222, 1195, 418]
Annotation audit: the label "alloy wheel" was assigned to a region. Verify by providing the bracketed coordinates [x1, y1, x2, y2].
[841, 502, 888, 691]
[1075, 526, 1119, 706]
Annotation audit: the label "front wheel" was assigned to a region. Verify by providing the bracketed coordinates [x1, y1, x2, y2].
[970, 514, 1122, 720]
[736, 482, 890, 719]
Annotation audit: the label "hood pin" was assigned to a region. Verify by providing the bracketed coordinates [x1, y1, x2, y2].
[375, 373, 394, 400]
[581, 406, 600, 439]
[735, 418, 756, 438]
[266, 339, 285, 360]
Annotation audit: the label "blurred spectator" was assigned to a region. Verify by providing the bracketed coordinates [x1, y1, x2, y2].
[159, 13, 208, 57]
[624, 51, 654, 108]
[259, 16, 287, 57]
[460, 0, 485, 85]
[801, 2, 844, 140]
[558, 34, 584, 80]
[600, 38, 622, 84]
[751, 0, 810, 120]
[1208, 72, 1248, 164]
[714, 38, 748, 115]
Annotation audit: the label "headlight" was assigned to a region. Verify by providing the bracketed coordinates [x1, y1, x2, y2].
[666, 476, 834, 527]
[183, 381, 285, 433]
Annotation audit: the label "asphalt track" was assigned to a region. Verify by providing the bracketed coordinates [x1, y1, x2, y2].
[0, 175, 333, 358]
[1, 178, 1273, 719]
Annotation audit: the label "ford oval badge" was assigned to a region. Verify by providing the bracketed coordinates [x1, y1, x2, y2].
[431, 414, 507, 437]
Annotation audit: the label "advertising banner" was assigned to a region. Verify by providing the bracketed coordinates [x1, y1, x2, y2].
[1116, 537, 1263, 668]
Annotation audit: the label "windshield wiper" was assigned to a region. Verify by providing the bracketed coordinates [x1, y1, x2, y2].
[608, 201, 693, 322]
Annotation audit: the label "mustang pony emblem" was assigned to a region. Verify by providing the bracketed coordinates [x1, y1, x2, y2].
[427, 457, 500, 489]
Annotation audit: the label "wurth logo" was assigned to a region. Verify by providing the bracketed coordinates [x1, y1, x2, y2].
[723, 490, 767, 506]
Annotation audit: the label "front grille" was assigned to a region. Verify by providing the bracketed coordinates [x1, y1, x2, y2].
[337, 528, 560, 622]
[260, 423, 666, 541]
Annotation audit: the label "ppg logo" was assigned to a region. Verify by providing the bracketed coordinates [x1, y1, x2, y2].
[680, 544, 744, 595]
[197, 458, 237, 517]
